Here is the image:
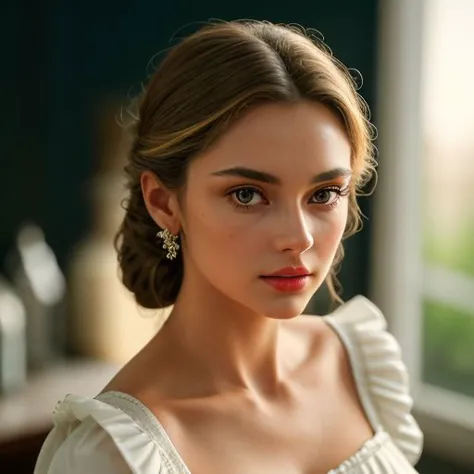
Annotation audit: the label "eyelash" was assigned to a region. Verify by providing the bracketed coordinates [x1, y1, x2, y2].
[226, 185, 350, 211]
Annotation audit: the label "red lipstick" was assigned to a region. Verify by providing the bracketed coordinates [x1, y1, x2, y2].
[260, 266, 312, 292]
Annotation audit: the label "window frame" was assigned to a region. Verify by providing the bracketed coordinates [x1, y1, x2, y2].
[370, 0, 474, 467]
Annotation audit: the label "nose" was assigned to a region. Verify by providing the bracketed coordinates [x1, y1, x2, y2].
[272, 206, 314, 255]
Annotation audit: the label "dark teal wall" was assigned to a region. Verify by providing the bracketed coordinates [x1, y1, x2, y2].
[7, 7, 474, 470]
[1, 0, 378, 301]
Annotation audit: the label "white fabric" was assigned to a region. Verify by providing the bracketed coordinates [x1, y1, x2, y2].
[34, 295, 424, 474]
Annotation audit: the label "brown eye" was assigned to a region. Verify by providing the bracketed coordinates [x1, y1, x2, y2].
[313, 189, 335, 203]
[310, 186, 345, 206]
[235, 188, 256, 204]
[230, 187, 264, 206]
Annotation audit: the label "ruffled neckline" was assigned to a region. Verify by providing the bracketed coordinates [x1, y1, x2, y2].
[323, 295, 423, 466]
[48, 295, 423, 473]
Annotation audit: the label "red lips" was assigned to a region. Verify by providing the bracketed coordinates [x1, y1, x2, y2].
[260, 266, 312, 293]
[263, 266, 311, 277]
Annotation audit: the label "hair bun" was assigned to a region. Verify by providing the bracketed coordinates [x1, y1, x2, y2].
[115, 192, 182, 309]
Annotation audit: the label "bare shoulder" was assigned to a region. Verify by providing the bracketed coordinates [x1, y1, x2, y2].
[100, 332, 199, 410]
[100, 354, 150, 397]
[286, 313, 367, 412]
[288, 313, 374, 439]
[100, 336, 167, 399]
[284, 313, 343, 356]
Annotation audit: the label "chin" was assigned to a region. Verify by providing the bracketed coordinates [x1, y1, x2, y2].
[261, 299, 311, 320]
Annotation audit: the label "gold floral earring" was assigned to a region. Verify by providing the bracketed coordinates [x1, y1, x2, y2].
[156, 228, 180, 260]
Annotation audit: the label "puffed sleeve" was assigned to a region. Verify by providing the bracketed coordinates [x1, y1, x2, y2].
[34, 394, 167, 474]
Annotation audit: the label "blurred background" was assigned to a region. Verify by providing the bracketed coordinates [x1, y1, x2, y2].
[1, 0, 473, 472]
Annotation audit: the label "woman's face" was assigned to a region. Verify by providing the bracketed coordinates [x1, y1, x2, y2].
[181, 101, 352, 319]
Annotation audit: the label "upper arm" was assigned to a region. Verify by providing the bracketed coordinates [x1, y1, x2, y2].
[47, 417, 132, 474]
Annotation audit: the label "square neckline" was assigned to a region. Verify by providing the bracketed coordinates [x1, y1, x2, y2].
[96, 389, 387, 474]
[95, 315, 388, 474]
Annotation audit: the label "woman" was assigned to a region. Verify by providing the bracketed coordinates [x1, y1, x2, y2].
[35, 20, 423, 473]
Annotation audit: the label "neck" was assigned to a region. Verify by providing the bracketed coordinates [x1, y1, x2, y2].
[157, 272, 287, 397]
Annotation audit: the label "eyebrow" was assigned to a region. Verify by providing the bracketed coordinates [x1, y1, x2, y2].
[210, 166, 352, 185]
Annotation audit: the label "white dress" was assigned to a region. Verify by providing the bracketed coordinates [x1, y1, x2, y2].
[34, 296, 424, 473]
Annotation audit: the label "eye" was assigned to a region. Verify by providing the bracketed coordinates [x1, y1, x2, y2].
[228, 187, 266, 208]
[310, 186, 348, 207]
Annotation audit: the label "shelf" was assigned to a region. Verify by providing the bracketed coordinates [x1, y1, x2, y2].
[0, 359, 118, 444]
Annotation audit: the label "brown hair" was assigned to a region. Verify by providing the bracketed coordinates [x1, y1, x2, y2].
[115, 20, 376, 309]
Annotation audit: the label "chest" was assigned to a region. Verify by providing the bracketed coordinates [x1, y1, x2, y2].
[154, 390, 374, 474]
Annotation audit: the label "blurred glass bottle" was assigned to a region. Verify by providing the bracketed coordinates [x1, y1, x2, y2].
[0, 275, 27, 394]
[6, 224, 67, 372]
[68, 102, 166, 364]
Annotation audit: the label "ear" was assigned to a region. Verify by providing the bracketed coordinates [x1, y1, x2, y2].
[140, 171, 182, 234]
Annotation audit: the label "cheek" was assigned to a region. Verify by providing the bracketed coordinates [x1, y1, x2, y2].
[316, 205, 348, 253]
[184, 199, 252, 260]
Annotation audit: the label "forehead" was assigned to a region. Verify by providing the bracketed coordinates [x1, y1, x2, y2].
[191, 101, 352, 180]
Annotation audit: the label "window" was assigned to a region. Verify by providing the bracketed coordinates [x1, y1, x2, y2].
[371, 0, 474, 466]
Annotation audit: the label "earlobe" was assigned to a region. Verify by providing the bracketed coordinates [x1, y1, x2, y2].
[140, 171, 180, 233]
